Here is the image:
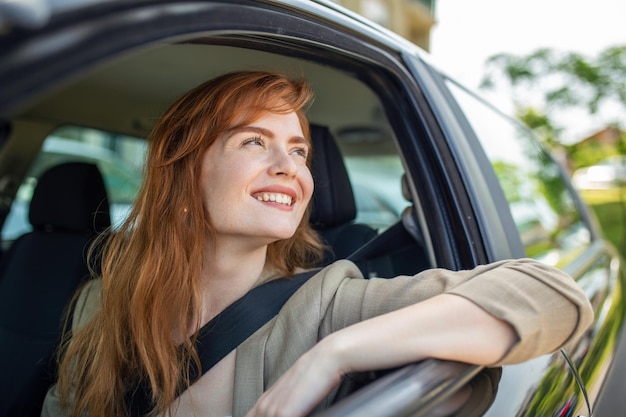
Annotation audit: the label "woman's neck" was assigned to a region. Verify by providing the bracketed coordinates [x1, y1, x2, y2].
[197, 240, 271, 326]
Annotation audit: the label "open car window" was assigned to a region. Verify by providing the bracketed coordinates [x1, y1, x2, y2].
[0, 32, 437, 273]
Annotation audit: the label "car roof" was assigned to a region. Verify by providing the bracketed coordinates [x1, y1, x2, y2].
[0, 0, 423, 52]
[22, 43, 370, 134]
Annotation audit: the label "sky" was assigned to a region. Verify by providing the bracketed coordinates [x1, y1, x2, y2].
[429, 0, 626, 142]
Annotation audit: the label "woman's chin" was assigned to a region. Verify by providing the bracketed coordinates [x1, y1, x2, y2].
[264, 229, 298, 244]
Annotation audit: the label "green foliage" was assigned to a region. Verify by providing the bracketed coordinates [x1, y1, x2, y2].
[516, 107, 561, 148]
[480, 45, 626, 172]
[566, 130, 626, 169]
[480, 45, 626, 142]
[480, 48, 554, 87]
[491, 161, 524, 202]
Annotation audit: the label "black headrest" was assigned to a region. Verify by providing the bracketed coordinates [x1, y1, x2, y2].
[29, 162, 111, 233]
[309, 124, 357, 229]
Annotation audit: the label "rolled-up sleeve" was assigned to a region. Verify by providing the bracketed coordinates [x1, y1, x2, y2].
[320, 258, 593, 366]
[445, 259, 594, 364]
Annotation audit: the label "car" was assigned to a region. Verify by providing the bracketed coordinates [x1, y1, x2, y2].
[0, 1, 624, 416]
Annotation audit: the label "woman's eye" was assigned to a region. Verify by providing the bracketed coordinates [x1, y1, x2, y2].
[242, 136, 264, 147]
[292, 147, 308, 159]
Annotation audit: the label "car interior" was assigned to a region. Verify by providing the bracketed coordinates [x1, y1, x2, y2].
[0, 41, 432, 416]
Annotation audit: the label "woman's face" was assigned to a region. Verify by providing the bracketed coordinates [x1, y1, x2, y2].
[200, 110, 313, 247]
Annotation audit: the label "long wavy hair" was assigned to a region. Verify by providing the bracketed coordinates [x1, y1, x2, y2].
[57, 71, 325, 417]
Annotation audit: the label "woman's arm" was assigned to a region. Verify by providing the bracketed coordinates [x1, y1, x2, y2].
[320, 258, 593, 366]
[245, 293, 516, 417]
[329, 293, 517, 369]
[246, 258, 594, 417]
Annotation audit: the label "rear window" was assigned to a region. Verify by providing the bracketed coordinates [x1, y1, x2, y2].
[2, 126, 147, 241]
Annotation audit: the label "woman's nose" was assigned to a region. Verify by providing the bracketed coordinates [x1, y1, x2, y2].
[269, 149, 298, 177]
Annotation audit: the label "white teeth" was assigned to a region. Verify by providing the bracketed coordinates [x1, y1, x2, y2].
[255, 192, 292, 206]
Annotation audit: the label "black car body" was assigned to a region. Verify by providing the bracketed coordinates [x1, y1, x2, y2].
[1, 1, 625, 416]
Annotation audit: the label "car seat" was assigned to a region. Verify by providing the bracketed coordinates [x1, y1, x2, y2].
[0, 162, 110, 417]
[309, 124, 378, 267]
[340, 173, 430, 277]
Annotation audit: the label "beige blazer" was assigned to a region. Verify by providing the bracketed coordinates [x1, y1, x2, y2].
[42, 258, 593, 417]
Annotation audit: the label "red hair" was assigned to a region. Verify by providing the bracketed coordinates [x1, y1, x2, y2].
[57, 71, 324, 417]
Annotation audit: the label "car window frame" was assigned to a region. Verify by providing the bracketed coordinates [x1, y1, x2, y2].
[316, 359, 483, 417]
[404, 55, 527, 262]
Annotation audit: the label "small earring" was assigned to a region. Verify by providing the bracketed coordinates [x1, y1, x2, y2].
[183, 207, 189, 213]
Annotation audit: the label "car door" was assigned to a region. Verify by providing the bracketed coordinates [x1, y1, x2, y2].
[406, 56, 626, 416]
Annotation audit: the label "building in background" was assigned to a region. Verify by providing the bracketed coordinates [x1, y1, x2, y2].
[335, 0, 436, 51]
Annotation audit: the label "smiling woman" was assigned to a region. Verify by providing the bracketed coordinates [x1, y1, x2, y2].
[44, 71, 326, 417]
[38, 71, 594, 417]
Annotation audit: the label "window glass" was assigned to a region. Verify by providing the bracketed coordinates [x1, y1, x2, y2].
[445, 81, 590, 266]
[335, 133, 409, 232]
[345, 155, 407, 231]
[2, 126, 147, 241]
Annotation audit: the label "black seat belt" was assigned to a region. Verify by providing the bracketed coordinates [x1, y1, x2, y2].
[191, 269, 320, 376]
[127, 268, 320, 416]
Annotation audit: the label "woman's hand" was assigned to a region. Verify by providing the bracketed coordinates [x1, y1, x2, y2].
[245, 338, 343, 417]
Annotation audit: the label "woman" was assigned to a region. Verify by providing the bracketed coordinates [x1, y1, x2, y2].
[42, 71, 593, 417]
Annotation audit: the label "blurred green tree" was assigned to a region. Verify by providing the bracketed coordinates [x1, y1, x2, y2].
[481, 46, 626, 254]
[480, 45, 626, 167]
